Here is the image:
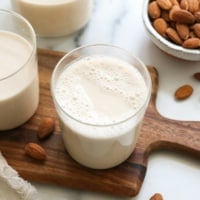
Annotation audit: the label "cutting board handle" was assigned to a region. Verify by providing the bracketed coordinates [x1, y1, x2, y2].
[145, 66, 200, 157]
[128, 66, 200, 196]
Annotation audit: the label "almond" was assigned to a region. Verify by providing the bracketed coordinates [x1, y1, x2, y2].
[153, 18, 168, 36]
[187, 0, 199, 13]
[25, 143, 46, 160]
[148, 0, 200, 49]
[175, 23, 190, 40]
[37, 117, 55, 140]
[192, 23, 200, 37]
[166, 27, 183, 44]
[193, 72, 200, 81]
[150, 193, 163, 200]
[180, 0, 189, 10]
[182, 37, 200, 48]
[175, 84, 193, 100]
[148, 1, 161, 19]
[157, 0, 173, 10]
[170, 9, 195, 24]
[169, 5, 181, 20]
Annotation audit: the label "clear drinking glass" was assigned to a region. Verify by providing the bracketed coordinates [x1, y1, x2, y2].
[11, 0, 93, 37]
[51, 44, 151, 169]
[0, 9, 39, 130]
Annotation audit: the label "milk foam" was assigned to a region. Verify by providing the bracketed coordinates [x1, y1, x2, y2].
[55, 56, 147, 125]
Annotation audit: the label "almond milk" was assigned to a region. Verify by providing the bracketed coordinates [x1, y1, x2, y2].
[0, 31, 39, 130]
[11, 0, 93, 37]
[56, 56, 147, 126]
[52, 48, 151, 169]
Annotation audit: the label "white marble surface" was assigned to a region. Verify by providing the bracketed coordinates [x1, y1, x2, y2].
[1, 0, 200, 199]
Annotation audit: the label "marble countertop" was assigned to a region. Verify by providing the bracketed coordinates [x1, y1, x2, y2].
[1, 0, 200, 199]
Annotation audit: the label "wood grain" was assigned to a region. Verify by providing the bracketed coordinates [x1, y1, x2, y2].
[0, 48, 199, 197]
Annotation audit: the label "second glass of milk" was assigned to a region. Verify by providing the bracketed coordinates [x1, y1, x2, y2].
[11, 0, 93, 37]
[51, 44, 151, 169]
[0, 9, 39, 130]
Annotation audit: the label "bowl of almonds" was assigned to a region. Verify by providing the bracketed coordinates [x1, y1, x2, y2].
[143, 0, 200, 61]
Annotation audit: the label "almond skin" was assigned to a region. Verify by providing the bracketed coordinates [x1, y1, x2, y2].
[175, 23, 190, 40]
[169, 0, 180, 6]
[187, 0, 199, 13]
[148, 1, 161, 19]
[182, 37, 200, 48]
[193, 72, 200, 81]
[25, 143, 46, 161]
[153, 18, 168, 36]
[166, 27, 183, 44]
[150, 193, 163, 200]
[37, 117, 55, 140]
[175, 84, 193, 100]
[180, 0, 199, 12]
[180, 0, 189, 10]
[170, 9, 195, 24]
[194, 11, 200, 22]
[157, 0, 172, 10]
[192, 23, 200, 38]
[169, 5, 181, 20]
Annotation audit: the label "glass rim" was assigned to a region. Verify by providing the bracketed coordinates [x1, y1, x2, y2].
[0, 9, 36, 81]
[51, 44, 152, 127]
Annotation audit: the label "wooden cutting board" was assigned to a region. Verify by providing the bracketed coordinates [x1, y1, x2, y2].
[0, 48, 200, 197]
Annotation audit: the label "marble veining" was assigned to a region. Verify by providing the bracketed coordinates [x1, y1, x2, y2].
[37, 0, 141, 52]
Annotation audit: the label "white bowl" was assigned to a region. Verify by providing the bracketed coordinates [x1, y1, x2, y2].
[142, 0, 200, 61]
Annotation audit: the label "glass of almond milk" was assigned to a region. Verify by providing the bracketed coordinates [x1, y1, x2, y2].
[11, 0, 93, 37]
[51, 44, 151, 169]
[0, 9, 39, 130]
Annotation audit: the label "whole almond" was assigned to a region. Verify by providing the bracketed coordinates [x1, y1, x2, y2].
[170, 9, 195, 24]
[153, 18, 168, 36]
[193, 72, 200, 81]
[169, 5, 181, 20]
[148, 1, 161, 19]
[180, 0, 189, 10]
[192, 23, 200, 37]
[187, 0, 199, 13]
[25, 143, 46, 160]
[182, 37, 200, 48]
[175, 84, 193, 100]
[38, 117, 55, 140]
[157, 0, 172, 10]
[166, 27, 183, 44]
[150, 193, 163, 200]
[175, 23, 190, 40]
